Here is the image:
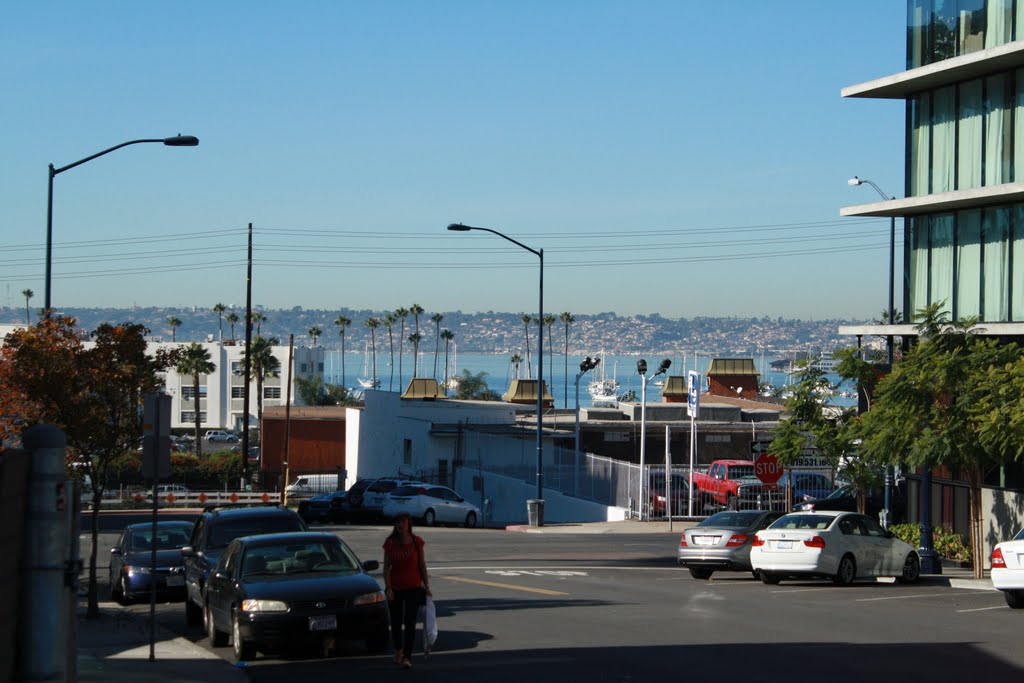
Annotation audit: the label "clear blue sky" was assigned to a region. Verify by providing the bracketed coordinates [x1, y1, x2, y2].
[3, 1, 907, 320]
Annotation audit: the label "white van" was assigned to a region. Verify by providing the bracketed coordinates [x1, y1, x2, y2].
[285, 473, 342, 496]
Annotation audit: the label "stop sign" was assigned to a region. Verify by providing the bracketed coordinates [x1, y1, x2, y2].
[754, 452, 783, 484]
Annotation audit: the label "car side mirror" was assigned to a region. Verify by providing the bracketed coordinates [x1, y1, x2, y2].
[110, 547, 121, 556]
[362, 560, 380, 572]
[181, 546, 195, 558]
[212, 570, 228, 580]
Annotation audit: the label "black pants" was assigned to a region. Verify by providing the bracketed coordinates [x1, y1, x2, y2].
[389, 588, 422, 655]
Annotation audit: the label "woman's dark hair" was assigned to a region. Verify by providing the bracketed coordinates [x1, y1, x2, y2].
[389, 512, 413, 540]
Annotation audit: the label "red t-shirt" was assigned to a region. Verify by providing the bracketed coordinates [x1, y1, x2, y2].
[383, 535, 425, 591]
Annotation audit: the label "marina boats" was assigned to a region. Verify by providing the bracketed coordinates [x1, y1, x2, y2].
[357, 341, 380, 389]
[588, 358, 620, 406]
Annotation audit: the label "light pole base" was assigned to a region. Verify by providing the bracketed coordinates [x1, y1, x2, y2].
[918, 548, 942, 575]
[527, 499, 545, 527]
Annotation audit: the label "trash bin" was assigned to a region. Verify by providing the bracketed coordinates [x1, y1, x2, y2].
[527, 499, 544, 527]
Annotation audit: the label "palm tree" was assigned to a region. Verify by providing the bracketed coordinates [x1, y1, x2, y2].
[167, 316, 182, 342]
[212, 303, 226, 341]
[308, 325, 322, 347]
[510, 353, 523, 379]
[441, 329, 455, 392]
[454, 369, 499, 400]
[365, 317, 381, 383]
[560, 312, 575, 409]
[334, 315, 351, 386]
[431, 313, 444, 379]
[544, 313, 556, 403]
[395, 307, 409, 385]
[384, 313, 397, 391]
[176, 343, 215, 454]
[408, 332, 423, 376]
[520, 314, 533, 378]
[410, 303, 425, 337]
[239, 335, 280, 423]
[225, 312, 240, 341]
[21, 289, 33, 325]
[251, 311, 267, 336]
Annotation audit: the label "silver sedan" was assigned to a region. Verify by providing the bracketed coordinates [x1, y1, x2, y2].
[677, 510, 784, 579]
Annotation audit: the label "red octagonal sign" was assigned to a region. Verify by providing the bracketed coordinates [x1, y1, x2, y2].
[754, 452, 783, 484]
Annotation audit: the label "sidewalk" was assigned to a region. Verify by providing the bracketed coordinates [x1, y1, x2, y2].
[76, 600, 248, 683]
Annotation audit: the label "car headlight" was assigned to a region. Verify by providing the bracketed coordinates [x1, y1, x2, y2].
[353, 591, 386, 605]
[125, 565, 152, 575]
[241, 599, 289, 613]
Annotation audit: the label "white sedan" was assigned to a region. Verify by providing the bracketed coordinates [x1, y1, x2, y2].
[750, 511, 920, 585]
[382, 484, 480, 528]
[991, 527, 1024, 609]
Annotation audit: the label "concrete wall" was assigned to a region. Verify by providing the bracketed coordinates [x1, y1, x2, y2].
[461, 469, 628, 526]
[982, 487, 1024, 569]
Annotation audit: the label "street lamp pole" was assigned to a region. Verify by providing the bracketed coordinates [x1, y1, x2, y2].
[448, 223, 545, 504]
[637, 358, 670, 521]
[575, 356, 600, 496]
[45, 135, 199, 311]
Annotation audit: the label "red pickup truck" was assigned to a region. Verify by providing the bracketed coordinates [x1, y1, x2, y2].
[692, 459, 783, 511]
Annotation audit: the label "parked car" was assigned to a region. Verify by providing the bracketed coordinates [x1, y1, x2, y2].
[328, 478, 376, 523]
[750, 511, 920, 585]
[382, 484, 481, 527]
[793, 483, 906, 523]
[359, 478, 427, 519]
[285, 473, 342, 497]
[298, 490, 350, 524]
[649, 472, 690, 518]
[991, 526, 1024, 608]
[692, 459, 783, 511]
[677, 510, 784, 579]
[776, 472, 836, 504]
[181, 505, 308, 626]
[203, 531, 388, 661]
[109, 521, 193, 603]
[146, 484, 191, 501]
[204, 430, 238, 443]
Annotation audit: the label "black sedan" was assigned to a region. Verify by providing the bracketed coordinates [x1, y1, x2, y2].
[203, 532, 388, 661]
[793, 483, 906, 523]
[297, 490, 349, 524]
[109, 521, 193, 603]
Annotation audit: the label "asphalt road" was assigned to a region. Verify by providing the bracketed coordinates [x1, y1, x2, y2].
[83, 516, 1023, 683]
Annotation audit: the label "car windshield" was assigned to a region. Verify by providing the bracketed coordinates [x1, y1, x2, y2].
[208, 516, 305, 549]
[728, 466, 755, 479]
[794, 474, 833, 489]
[825, 485, 855, 500]
[129, 527, 191, 551]
[699, 511, 764, 528]
[770, 514, 837, 531]
[241, 540, 360, 577]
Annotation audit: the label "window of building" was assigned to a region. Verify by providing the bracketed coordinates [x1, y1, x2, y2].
[231, 361, 242, 374]
[264, 387, 281, 399]
[908, 0, 1008, 68]
[403, 439, 412, 466]
[983, 207, 1010, 320]
[181, 386, 208, 400]
[300, 363, 308, 373]
[318, 362, 324, 372]
[231, 387, 245, 399]
[181, 411, 207, 423]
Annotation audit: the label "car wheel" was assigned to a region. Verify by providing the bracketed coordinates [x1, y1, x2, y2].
[465, 511, 477, 528]
[896, 553, 920, 584]
[688, 568, 714, 580]
[118, 575, 131, 604]
[759, 570, 780, 585]
[365, 627, 389, 653]
[423, 509, 436, 526]
[185, 597, 202, 626]
[232, 609, 256, 661]
[207, 605, 228, 647]
[1005, 590, 1024, 609]
[833, 554, 856, 586]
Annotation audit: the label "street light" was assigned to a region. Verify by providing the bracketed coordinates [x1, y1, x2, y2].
[45, 135, 200, 311]
[637, 358, 671, 521]
[574, 356, 601, 496]
[848, 176, 896, 366]
[447, 223, 546, 514]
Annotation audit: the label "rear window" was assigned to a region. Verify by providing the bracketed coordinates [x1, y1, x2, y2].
[699, 511, 764, 528]
[770, 515, 837, 531]
[368, 480, 398, 493]
[209, 515, 306, 549]
[392, 485, 424, 496]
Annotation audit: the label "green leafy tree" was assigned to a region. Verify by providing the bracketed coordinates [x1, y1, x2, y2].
[560, 312, 575, 409]
[295, 375, 361, 406]
[453, 369, 501, 400]
[225, 311, 240, 341]
[212, 303, 226, 340]
[238, 335, 280, 423]
[333, 315, 351, 386]
[431, 312, 444, 379]
[167, 315, 182, 342]
[175, 343, 215, 455]
[21, 288, 33, 325]
[858, 303, 1024, 577]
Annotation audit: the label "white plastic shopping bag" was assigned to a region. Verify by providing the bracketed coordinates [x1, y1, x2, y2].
[423, 596, 438, 651]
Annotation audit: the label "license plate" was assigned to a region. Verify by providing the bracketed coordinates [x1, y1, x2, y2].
[693, 536, 716, 546]
[166, 575, 185, 587]
[309, 615, 337, 632]
[776, 541, 793, 550]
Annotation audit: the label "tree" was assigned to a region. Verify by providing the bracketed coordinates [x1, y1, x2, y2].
[295, 375, 360, 406]
[167, 316, 182, 342]
[333, 315, 351, 386]
[510, 353, 523, 379]
[250, 311, 267, 336]
[431, 312, 444, 379]
[520, 314, 533, 378]
[857, 303, 1024, 578]
[175, 343, 215, 455]
[238, 336, 280, 423]
[212, 303, 226, 341]
[408, 332, 423, 376]
[0, 316, 170, 618]
[308, 325, 322, 347]
[365, 318, 381, 383]
[453, 369, 500, 400]
[21, 288, 33, 325]
[410, 303, 424, 338]
[544, 314, 556, 403]
[384, 314, 396, 391]
[441, 329, 455, 393]
[560, 312, 575, 410]
[395, 308, 408, 385]
[225, 311, 240, 341]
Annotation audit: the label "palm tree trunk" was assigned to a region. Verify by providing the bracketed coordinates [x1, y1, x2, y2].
[443, 341, 450, 392]
[388, 328, 395, 391]
[341, 334, 347, 387]
[370, 331, 377, 381]
[523, 324, 532, 379]
[433, 324, 440, 380]
[398, 322, 405, 386]
[563, 324, 569, 410]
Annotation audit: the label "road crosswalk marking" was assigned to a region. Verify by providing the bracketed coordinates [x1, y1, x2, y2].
[440, 575, 570, 596]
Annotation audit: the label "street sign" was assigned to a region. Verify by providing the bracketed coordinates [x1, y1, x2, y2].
[687, 371, 700, 418]
[142, 393, 171, 479]
[750, 438, 773, 457]
[753, 452, 783, 484]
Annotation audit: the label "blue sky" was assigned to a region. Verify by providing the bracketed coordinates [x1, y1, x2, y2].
[3, 1, 907, 319]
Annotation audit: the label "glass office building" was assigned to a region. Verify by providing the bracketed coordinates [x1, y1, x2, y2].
[844, 0, 1024, 327]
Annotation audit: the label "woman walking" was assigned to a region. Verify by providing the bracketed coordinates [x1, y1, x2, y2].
[383, 512, 431, 669]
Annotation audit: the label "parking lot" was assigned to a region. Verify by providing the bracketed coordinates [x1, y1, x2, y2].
[82, 516, 1024, 682]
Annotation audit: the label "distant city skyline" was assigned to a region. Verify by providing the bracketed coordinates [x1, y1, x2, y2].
[4, 2, 905, 319]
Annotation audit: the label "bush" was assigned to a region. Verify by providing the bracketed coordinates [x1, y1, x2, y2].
[889, 523, 971, 563]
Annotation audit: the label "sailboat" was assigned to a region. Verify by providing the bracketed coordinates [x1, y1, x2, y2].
[589, 355, 619, 406]
[357, 341, 380, 389]
[443, 341, 459, 391]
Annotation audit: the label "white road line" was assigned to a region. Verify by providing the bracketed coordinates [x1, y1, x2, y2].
[956, 606, 1006, 613]
[856, 591, 982, 602]
[432, 565, 688, 572]
[770, 587, 841, 594]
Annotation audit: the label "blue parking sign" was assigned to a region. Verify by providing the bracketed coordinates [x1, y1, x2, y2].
[687, 371, 700, 418]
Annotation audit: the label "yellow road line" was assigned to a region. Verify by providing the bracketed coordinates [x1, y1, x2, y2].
[439, 575, 569, 596]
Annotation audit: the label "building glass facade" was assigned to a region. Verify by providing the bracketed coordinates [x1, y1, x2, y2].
[908, 0, 1021, 68]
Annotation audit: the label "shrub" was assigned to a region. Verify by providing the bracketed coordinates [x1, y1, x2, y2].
[888, 523, 971, 563]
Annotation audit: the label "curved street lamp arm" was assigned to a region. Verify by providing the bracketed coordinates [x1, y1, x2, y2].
[447, 223, 541, 259]
[53, 139, 166, 176]
[850, 176, 893, 201]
